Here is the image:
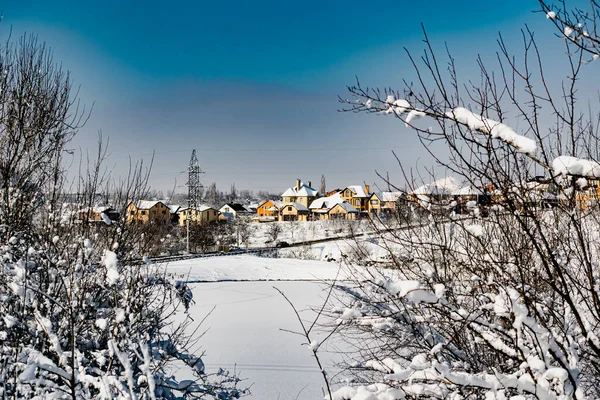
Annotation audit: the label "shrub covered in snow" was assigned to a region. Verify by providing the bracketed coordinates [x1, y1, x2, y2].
[0, 32, 244, 399]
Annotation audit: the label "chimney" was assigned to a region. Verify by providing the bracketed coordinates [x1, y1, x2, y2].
[296, 179, 301, 192]
[365, 185, 370, 195]
[308, 181, 312, 188]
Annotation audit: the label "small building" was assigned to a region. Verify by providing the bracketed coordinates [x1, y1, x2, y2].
[178, 205, 220, 226]
[279, 202, 310, 222]
[368, 191, 408, 217]
[409, 177, 462, 207]
[219, 203, 249, 221]
[126, 200, 171, 225]
[78, 206, 120, 224]
[340, 185, 371, 213]
[309, 193, 344, 220]
[255, 200, 283, 222]
[281, 179, 319, 209]
[327, 202, 359, 220]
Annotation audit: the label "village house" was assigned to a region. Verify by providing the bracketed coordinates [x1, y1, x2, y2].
[308, 192, 344, 220]
[219, 203, 249, 221]
[178, 205, 220, 226]
[340, 185, 371, 213]
[254, 199, 283, 222]
[126, 200, 171, 225]
[367, 191, 407, 217]
[281, 179, 319, 209]
[279, 202, 310, 222]
[78, 206, 120, 224]
[327, 202, 359, 220]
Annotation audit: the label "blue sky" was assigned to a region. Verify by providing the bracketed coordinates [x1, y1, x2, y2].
[2, 0, 560, 194]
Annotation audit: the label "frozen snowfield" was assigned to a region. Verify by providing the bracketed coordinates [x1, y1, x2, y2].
[166, 256, 350, 399]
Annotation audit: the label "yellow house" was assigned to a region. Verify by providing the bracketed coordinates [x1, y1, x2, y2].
[327, 202, 358, 220]
[340, 185, 371, 212]
[178, 205, 219, 226]
[281, 179, 319, 209]
[127, 200, 171, 225]
[367, 192, 382, 217]
[309, 193, 343, 220]
[279, 202, 310, 222]
[368, 191, 406, 217]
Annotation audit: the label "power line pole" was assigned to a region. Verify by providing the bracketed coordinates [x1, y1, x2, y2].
[186, 149, 204, 253]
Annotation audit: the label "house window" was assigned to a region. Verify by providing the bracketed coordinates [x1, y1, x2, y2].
[162, 210, 166, 215]
[370, 200, 379, 205]
[130, 210, 134, 215]
[354, 199, 360, 206]
[288, 206, 292, 211]
[141, 210, 146, 215]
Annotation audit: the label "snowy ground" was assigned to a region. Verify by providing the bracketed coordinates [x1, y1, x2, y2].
[165, 256, 352, 399]
[245, 219, 377, 248]
[165, 255, 352, 282]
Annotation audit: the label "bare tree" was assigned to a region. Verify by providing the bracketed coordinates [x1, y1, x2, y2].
[0, 33, 244, 399]
[320, 5, 600, 399]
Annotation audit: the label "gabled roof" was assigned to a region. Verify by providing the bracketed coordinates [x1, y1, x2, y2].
[309, 193, 344, 209]
[179, 204, 217, 213]
[329, 202, 358, 213]
[220, 203, 248, 212]
[284, 202, 309, 212]
[410, 177, 462, 196]
[281, 182, 319, 197]
[375, 191, 405, 202]
[168, 205, 182, 214]
[258, 199, 284, 209]
[131, 200, 165, 210]
[343, 185, 369, 198]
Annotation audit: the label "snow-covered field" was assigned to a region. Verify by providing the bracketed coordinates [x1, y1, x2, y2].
[166, 256, 350, 399]
[245, 219, 376, 248]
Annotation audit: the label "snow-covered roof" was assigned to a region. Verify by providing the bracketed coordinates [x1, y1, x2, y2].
[168, 205, 182, 214]
[345, 185, 369, 198]
[330, 202, 358, 213]
[410, 177, 462, 196]
[258, 199, 284, 209]
[309, 193, 344, 209]
[132, 200, 164, 210]
[281, 182, 319, 197]
[179, 204, 216, 212]
[378, 192, 405, 202]
[220, 203, 248, 212]
[285, 202, 309, 212]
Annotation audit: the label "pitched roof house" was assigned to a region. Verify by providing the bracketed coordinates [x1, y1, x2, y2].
[178, 205, 219, 226]
[279, 202, 310, 222]
[219, 203, 249, 220]
[255, 199, 283, 222]
[126, 200, 171, 225]
[340, 185, 371, 212]
[281, 179, 319, 209]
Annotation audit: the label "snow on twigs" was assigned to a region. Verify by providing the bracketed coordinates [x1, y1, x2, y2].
[445, 107, 536, 154]
[564, 26, 574, 37]
[405, 109, 426, 127]
[102, 250, 119, 285]
[546, 11, 557, 19]
[552, 155, 600, 177]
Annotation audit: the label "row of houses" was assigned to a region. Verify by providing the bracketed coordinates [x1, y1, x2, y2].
[79, 201, 253, 226]
[80, 177, 505, 226]
[253, 179, 406, 222]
